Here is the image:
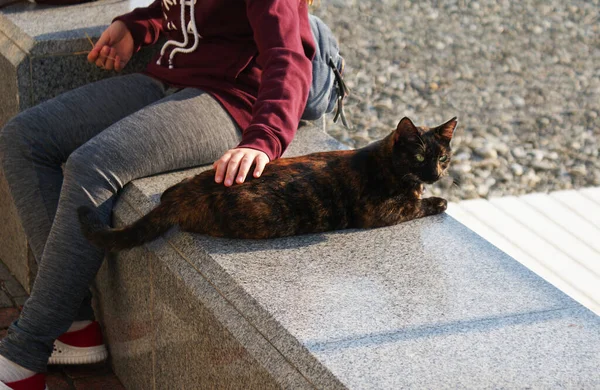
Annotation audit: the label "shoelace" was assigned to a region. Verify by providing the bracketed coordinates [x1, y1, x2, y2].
[328, 56, 351, 129]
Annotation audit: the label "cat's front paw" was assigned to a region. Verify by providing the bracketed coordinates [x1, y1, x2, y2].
[423, 197, 447, 215]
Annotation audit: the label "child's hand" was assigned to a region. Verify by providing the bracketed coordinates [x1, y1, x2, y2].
[213, 148, 270, 187]
[87, 21, 134, 72]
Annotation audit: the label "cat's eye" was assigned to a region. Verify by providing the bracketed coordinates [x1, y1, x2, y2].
[415, 154, 425, 162]
[439, 155, 448, 162]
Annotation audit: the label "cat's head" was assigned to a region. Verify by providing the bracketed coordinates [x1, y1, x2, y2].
[390, 117, 457, 184]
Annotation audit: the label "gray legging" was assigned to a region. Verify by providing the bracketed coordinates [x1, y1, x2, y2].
[0, 73, 242, 372]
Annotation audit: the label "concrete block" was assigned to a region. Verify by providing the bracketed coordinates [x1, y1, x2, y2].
[104, 125, 600, 388]
[92, 202, 155, 390]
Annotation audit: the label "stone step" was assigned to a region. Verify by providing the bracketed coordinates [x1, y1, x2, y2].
[93, 125, 600, 388]
[447, 188, 600, 316]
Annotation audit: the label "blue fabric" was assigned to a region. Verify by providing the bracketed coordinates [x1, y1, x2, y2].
[302, 14, 343, 121]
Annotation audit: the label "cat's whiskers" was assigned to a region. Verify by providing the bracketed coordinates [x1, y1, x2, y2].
[400, 173, 417, 182]
[416, 134, 427, 153]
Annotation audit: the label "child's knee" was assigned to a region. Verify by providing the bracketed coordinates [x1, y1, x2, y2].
[63, 146, 123, 194]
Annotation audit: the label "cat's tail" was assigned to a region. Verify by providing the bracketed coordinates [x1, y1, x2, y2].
[77, 203, 176, 252]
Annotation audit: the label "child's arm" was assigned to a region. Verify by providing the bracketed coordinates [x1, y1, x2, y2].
[88, 1, 163, 72]
[112, 0, 164, 54]
[213, 0, 315, 187]
[237, 0, 315, 160]
[87, 21, 134, 71]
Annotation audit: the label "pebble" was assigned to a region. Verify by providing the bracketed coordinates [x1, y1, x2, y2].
[453, 152, 471, 162]
[569, 165, 587, 176]
[475, 145, 498, 160]
[511, 164, 524, 176]
[530, 149, 545, 162]
[451, 163, 472, 174]
[477, 184, 490, 197]
[511, 147, 527, 159]
[511, 96, 526, 107]
[532, 161, 556, 171]
[532, 25, 544, 34]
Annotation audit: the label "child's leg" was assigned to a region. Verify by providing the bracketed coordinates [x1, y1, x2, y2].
[0, 73, 167, 323]
[0, 73, 168, 373]
[0, 88, 242, 373]
[0, 73, 166, 263]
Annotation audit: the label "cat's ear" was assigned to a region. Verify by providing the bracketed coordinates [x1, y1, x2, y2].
[393, 117, 419, 142]
[435, 117, 458, 142]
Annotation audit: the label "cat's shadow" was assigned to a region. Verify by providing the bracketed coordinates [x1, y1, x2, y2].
[167, 228, 354, 255]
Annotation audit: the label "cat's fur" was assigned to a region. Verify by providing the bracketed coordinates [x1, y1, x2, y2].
[78, 116, 457, 252]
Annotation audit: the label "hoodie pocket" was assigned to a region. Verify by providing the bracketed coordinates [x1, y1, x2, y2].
[226, 48, 258, 81]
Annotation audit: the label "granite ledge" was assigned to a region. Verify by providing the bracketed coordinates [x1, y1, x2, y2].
[0, 0, 153, 56]
[112, 124, 600, 388]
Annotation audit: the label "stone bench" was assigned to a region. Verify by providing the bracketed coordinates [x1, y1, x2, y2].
[2, 1, 600, 388]
[95, 126, 600, 388]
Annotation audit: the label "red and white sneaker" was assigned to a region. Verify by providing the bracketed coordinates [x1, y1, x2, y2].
[2, 373, 47, 390]
[48, 321, 108, 365]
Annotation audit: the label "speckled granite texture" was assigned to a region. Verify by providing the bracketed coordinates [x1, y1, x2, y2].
[0, 0, 156, 122]
[99, 125, 600, 388]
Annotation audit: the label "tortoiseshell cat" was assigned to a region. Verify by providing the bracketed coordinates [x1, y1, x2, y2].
[78, 116, 457, 251]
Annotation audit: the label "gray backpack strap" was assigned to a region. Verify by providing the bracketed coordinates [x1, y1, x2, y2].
[302, 14, 350, 128]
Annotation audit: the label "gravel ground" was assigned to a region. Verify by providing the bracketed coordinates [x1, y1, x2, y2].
[312, 0, 600, 201]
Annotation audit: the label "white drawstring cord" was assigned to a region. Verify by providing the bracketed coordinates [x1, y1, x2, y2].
[168, 0, 200, 69]
[156, 0, 191, 66]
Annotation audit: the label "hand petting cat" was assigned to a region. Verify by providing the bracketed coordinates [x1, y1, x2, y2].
[213, 148, 270, 187]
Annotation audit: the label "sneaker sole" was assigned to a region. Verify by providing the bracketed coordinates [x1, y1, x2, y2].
[48, 340, 108, 365]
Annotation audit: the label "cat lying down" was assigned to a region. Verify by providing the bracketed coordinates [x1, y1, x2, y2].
[78, 116, 457, 252]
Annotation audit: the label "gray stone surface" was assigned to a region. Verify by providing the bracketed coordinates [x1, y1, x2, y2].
[0, 270, 26, 297]
[0, 262, 11, 281]
[0, 166, 30, 292]
[0, 31, 30, 126]
[93, 201, 154, 390]
[0, 0, 151, 55]
[0, 29, 32, 291]
[315, 305, 600, 389]
[147, 239, 309, 389]
[109, 125, 600, 388]
[29, 44, 157, 107]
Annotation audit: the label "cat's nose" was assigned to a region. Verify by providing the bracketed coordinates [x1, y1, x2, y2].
[424, 175, 439, 184]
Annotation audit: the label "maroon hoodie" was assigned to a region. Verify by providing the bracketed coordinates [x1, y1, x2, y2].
[115, 0, 315, 160]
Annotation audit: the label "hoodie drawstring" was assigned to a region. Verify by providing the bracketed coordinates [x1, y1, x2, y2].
[156, 0, 200, 69]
